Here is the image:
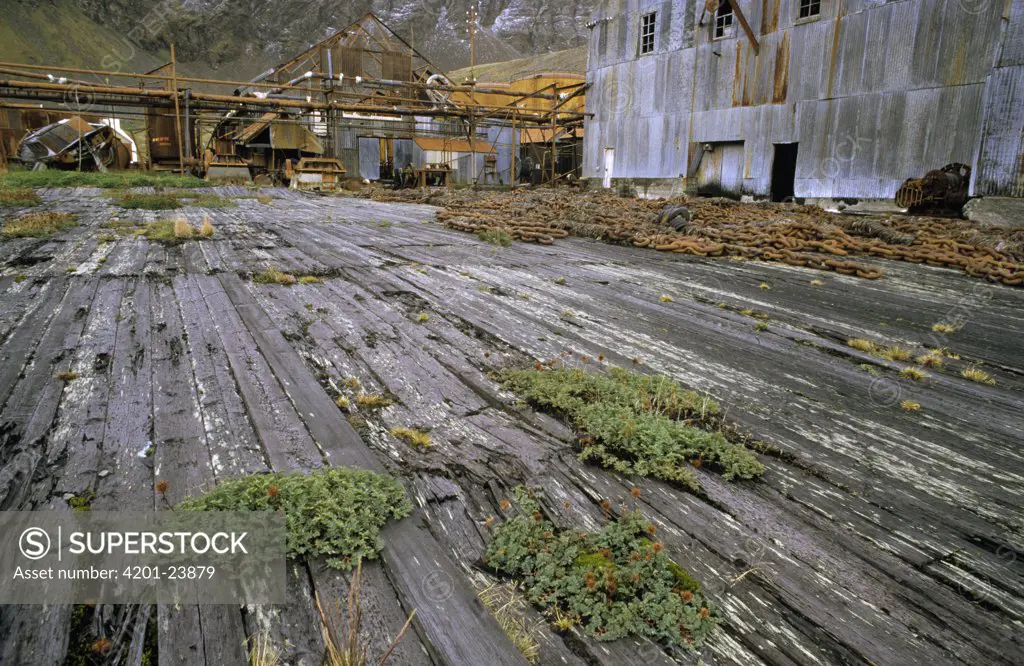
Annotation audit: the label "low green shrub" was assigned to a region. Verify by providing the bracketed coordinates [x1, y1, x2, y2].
[178, 467, 411, 570]
[499, 367, 762, 490]
[478, 228, 513, 247]
[485, 487, 718, 646]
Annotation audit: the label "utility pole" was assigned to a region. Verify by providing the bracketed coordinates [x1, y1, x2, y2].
[170, 44, 186, 176]
[467, 4, 478, 184]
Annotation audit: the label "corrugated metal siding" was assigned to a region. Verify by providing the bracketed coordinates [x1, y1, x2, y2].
[976, 65, 1024, 197]
[584, 0, 1020, 196]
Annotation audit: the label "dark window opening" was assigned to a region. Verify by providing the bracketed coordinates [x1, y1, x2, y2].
[799, 0, 822, 19]
[771, 143, 799, 202]
[640, 12, 657, 54]
[715, 1, 734, 39]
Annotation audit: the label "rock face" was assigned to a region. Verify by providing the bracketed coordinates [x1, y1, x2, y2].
[62, 0, 598, 73]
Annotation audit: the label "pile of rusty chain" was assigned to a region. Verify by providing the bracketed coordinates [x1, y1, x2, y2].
[364, 189, 1023, 286]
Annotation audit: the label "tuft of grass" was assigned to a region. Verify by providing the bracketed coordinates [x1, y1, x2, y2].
[416, 313, 430, 324]
[355, 393, 394, 409]
[916, 353, 944, 369]
[178, 467, 412, 570]
[2, 211, 77, 238]
[474, 576, 543, 663]
[660, 294, 674, 303]
[254, 269, 297, 286]
[755, 322, 769, 332]
[499, 367, 760, 491]
[485, 486, 718, 647]
[297, 276, 322, 285]
[0, 187, 42, 207]
[901, 367, 927, 381]
[391, 427, 433, 450]
[810, 279, 824, 286]
[199, 217, 215, 237]
[847, 338, 876, 353]
[901, 400, 922, 412]
[961, 366, 996, 385]
[881, 346, 913, 362]
[316, 559, 415, 666]
[185, 194, 236, 209]
[0, 170, 209, 189]
[932, 322, 962, 335]
[335, 396, 350, 411]
[246, 632, 280, 666]
[173, 218, 194, 239]
[56, 370, 80, 382]
[116, 193, 181, 210]
[759, 282, 770, 290]
[478, 228, 513, 247]
[553, 277, 567, 286]
[68, 491, 95, 512]
[343, 377, 362, 392]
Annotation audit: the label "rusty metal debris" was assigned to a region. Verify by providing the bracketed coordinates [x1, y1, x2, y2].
[369, 189, 1024, 286]
[288, 157, 347, 192]
[18, 116, 131, 171]
[894, 163, 971, 214]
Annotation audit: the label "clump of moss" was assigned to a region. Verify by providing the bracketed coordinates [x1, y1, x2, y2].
[901, 367, 927, 381]
[416, 312, 430, 324]
[298, 276, 322, 285]
[68, 491, 95, 512]
[254, 269, 297, 286]
[485, 487, 718, 646]
[901, 400, 922, 412]
[2, 211, 77, 238]
[391, 427, 432, 450]
[185, 194, 236, 209]
[499, 367, 761, 491]
[56, 370, 80, 382]
[932, 322, 962, 335]
[755, 321, 769, 332]
[116, 193, 181, 210]
[660, 294, 674, 303]
[0, 187, 42, 207]
[478, 228, 513, 247]
[335, 396, 350, 410]
[142, 218, 194, 243]
[0, 170, 207, 189]
[178, 467, 412, 570]
[881, 346, 913, 362]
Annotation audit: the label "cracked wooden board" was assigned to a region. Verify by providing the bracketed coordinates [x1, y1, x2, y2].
[0, 187, 1020, 665]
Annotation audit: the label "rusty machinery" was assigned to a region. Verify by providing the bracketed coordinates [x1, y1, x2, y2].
[895, 163, 971, 214]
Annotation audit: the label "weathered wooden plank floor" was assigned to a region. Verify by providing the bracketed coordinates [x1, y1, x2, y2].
[0, 187, 1021, 665]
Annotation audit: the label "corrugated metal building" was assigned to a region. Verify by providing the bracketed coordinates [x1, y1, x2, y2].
[584, 0, 1023, 199]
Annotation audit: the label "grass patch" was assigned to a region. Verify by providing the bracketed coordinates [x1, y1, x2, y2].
[961, 366, 996, 385]
[2, 211, 77, 238]
[254, 269, 297, 286]
[199, 217, 215, 237]
[184, 194, 236, 208]
[478, 228, 513, 247]
[355, 393, 394, 409]
[847, 338, 876, 353]
[660, 294, 674, 303]
[499, 367, 761, 491]
[68, 491, 95, 512]
[55, 370, 80, 382]
[142, 218, 194, 243]
[474, 576, 543, 663]
[755, 321, 769, 332]
[0, 170, 208, 189]
[334, 396, 350, 410]
[416, 312, 430, 324]
[916, 352, 945, 368]
[901, 400, 922, 412]
[0, 187, 42, 207]
[901, 367, 927, 381]
[881, 346, 913, 362]
[117, 193, 181, 210]
[485, 487, 718, 646]
[932, 322, 962, 335]
[178, 467, 412, 570]
[391, 427, 432, 450]
[298, 276, 322, 285]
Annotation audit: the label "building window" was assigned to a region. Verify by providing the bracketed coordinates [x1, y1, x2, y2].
[714, 1, 734, 39]
[640, 12, 657, 55]
[799, 0, 821, 19]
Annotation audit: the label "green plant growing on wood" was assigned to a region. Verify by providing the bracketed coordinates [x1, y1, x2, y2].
[56, 370, 80, 382]
[2, 211, 77, 238]
[485, 487, 718, 646]
[355, 393, 394, 409]
[254, 269, 298, 286]
[478, 228, 513, 247]
[116, 193, 181, 210]
[179, 468, 411, 570]
[499, 367, 761, 491]
[0, 187, 42, 207]
[0, 170, 208, 189]
[391, 427, 432, 450]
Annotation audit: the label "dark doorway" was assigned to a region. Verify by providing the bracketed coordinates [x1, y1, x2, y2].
[771, 143, 798, 202]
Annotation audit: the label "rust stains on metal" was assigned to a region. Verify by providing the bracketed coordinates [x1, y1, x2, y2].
[760, 0, 779, 36]
[733, 42, 744, 107]
[773, 31, 790, 104]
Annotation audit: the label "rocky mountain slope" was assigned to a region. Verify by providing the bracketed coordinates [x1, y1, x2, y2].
[6, 0, 598, 75]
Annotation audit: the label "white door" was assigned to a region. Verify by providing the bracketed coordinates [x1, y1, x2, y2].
[603, 148, 615, 189]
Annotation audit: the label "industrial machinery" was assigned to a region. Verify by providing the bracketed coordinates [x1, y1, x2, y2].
[894, 163, 971, 214]
[287, 158, 346, 192]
